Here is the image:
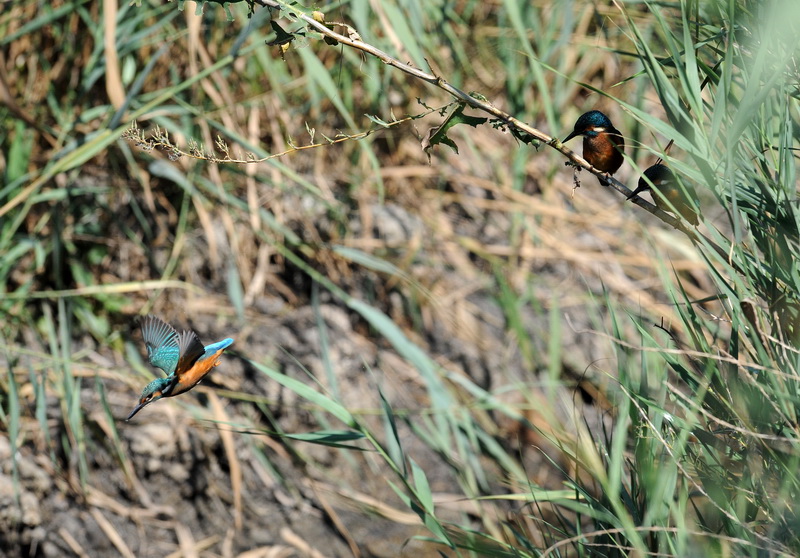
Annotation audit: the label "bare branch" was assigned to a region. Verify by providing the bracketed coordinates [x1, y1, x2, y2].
[253, 0, 728, 249]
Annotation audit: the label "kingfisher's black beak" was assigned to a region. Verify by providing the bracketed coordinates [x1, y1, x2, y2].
[562, 130, 580, 143]
[627, 183, 650, 201]
[126, 401, 148, 421]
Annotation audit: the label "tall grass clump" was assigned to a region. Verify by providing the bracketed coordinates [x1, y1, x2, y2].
[613, 2, 800, 555]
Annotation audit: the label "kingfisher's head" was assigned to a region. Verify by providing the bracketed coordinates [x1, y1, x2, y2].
[628, 164, 673, 200]
[563, 110, 615, 142]
[127, 377, 175, 420]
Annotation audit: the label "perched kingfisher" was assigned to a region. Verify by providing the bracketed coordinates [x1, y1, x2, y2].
[127, 315, 234, 420]
[627, 164, 699, 226]
[563, 110, 625, 185]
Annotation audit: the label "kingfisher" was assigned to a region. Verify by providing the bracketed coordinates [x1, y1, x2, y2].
[627, 163, 699, 226]
[563, 110, 625, 185]
[127, 315, 234, 420]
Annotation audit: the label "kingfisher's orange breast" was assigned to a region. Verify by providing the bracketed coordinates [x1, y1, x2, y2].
[170, 349, 226, 397]
[584, 132, 624, 174]
[654, 188, 699, 225]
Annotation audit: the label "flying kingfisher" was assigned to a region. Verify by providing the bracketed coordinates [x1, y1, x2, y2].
[127, 315, 234, 420]
[627, 163, 699, 226]
[563, 110, 625, 185]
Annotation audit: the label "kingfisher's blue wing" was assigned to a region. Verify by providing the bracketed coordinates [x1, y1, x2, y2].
[174, 330, 206, 377]
[141, 315, 180, 375]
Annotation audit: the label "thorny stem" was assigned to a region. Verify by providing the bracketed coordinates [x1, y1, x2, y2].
[127, 104, 452, 165]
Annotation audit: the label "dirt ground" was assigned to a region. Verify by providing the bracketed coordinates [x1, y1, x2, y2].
[0, 168, 632, 557]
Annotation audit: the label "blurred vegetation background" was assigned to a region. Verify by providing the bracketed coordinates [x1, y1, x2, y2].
[2, 0, 800, 556]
